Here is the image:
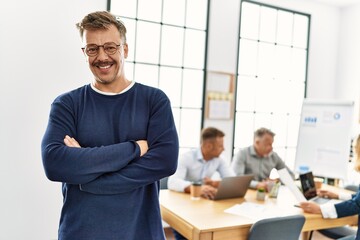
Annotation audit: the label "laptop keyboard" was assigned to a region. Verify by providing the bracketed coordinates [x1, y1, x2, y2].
[313, 197, 330, 204]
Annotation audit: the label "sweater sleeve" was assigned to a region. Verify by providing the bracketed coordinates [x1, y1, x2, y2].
[79, 92, 179, 194]
[41, 97, 140, 185]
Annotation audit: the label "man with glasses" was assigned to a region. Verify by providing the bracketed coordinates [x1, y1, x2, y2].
[41, 11, 179, 240]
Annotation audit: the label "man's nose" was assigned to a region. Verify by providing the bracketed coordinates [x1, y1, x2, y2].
[97, 46, 109, 59]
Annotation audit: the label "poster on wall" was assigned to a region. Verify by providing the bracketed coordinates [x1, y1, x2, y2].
[205, 71, 235, 120]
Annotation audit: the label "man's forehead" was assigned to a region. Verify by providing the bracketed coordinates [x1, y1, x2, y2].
[83, 26, 120, 40]
[257, 134, 273, 141]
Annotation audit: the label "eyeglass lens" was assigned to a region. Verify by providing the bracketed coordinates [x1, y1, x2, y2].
[83, 42, 120, 56]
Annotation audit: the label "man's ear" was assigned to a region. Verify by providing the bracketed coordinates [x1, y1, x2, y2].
[123, 43, 129, 58]
[202, 141, 212, 151]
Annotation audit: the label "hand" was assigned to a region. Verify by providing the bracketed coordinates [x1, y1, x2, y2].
[200, 185, 218, 200]
[136, 140, 148, 156]
[64, 135, 81, 148]
[256, 181, 269, 191]
[202, 177, 212, 185]
[202, 177, 220, 188]
[317, 190, 338, 199]
[299, 201, 322, 214]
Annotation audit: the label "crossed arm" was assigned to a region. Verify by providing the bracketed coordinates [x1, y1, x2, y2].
[42, 92, 179, 194]
[64, 135, 149, 157]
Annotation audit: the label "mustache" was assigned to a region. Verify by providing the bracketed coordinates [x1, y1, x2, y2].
[93, 61, 115, 67]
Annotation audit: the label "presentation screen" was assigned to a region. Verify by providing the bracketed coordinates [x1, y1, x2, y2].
[294, 99, 354, 179]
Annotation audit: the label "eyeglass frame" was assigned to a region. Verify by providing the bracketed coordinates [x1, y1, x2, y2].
[81, 42, 124, 57]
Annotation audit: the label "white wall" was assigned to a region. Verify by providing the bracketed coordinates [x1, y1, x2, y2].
[336, 4, 360, 134]
[204, 0, 241, 164]
[1, 0, 360, 239]
[0, 1, 107, 239]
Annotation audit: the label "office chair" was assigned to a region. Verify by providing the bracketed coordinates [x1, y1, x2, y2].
[160, 176, 169, 189]
[247, 215, 305, 240]
[313, 185, 358, 240]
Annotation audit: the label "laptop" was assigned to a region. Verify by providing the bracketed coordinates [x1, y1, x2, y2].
[299, 171, 331, 204]
[212, 174, 254, 200]
[278, 168, 342, 205]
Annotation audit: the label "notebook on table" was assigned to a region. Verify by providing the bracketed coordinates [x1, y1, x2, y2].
[212, 174, 254, 200]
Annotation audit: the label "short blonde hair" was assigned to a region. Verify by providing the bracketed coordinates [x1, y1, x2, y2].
[76, 11, 127, 43]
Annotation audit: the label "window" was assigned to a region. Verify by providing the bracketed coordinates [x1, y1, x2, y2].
[234, 1, 310, 169]
[109, 0, 209, 152]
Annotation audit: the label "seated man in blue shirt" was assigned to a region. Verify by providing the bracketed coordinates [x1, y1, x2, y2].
[168, 127, 235, 199]
[231, 127, 294, 190]
[168, 127, 235, 240]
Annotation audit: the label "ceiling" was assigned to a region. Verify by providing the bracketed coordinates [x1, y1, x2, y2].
[313, 0, 360, 7]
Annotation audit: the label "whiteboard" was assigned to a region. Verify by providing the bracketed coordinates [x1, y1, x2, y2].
[294, 99, 354, 179]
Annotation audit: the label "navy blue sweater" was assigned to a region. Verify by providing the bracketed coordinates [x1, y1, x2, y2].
[41, 83, 179, 240]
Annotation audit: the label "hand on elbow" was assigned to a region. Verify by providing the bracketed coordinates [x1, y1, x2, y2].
[136, 140, 148, 156]
[64, 135, 81, 148]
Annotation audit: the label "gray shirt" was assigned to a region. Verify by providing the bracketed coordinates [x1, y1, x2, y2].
[168, 148, 235, 192]
[231, 146, 294, 188]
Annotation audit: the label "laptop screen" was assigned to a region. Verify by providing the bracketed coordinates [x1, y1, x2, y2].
[212, 174, 253, 200]
[299, 171, 317, 200]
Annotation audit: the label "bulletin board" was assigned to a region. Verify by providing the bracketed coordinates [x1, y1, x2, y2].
[204, 71, 235, 120]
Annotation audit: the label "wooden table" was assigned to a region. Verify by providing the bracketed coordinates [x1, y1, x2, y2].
[160, 185, 357, 240]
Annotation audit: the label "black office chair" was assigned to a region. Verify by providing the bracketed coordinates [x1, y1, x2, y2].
[247, 215, 305, 240]
[314, 185, 358, 239]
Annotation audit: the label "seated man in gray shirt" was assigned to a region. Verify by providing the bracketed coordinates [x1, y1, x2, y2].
[168, 127, 235, 200]
[231, 127, 294, 190]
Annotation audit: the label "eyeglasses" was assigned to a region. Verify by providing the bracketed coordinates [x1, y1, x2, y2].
[82, 42, 122, 57]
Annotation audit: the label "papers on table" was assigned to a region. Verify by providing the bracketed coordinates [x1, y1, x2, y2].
[224, 202, 289, 221]
[277, 168, 307, 203]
